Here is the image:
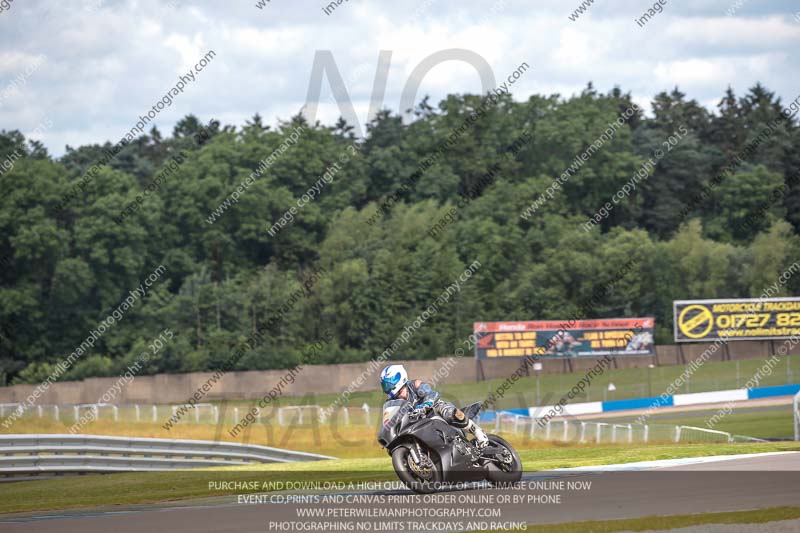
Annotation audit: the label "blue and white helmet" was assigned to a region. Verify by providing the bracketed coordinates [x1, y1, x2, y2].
[380, 364, 408, 398]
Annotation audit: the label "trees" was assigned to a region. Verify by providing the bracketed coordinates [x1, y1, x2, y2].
[1, 82, 799, 382]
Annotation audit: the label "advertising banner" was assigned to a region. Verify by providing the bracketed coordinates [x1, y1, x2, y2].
[473, 318, 655, 359]
[674, 298, 800, 342]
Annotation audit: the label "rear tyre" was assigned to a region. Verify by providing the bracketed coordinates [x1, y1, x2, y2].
[391, 444, 442, 494]
[485, 434, 522, 484]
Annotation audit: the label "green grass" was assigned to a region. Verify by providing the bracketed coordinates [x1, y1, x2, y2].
[1, 441, 797, 515]
[1, 417, 388, 459]
[476, 506, 800, 532]
[213, 354, 799, 411]
[604, 407, 794, 439]
[515, 441, 800, 469]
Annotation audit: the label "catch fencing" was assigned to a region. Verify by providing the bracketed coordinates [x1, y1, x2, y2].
[0, 402, 777, 441]
[0, 402, 376, 426]
[492, 412, 766, 444]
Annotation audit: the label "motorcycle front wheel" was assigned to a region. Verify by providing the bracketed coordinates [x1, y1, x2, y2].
[391, 444, 442, 494]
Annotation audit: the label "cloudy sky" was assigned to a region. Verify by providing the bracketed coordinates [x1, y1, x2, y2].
[1, 0, 798, 156]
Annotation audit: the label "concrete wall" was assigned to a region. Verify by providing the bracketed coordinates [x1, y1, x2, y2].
[0, 340, 797, 405]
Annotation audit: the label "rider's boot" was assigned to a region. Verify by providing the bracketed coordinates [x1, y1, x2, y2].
[437, 404, 490, 449]
[466, 419, 489, 449]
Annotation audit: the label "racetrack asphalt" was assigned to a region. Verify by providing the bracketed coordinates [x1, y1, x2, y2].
[1, 452, 799, 533]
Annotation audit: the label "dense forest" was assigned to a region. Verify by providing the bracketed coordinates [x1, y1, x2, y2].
[2, 83, 799, 384]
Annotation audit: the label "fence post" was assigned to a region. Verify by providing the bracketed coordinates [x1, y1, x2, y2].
[195, 405, 200, 423]
[674, 425, 682, 442]
[74, 405, 79, 421]
[214, 405, 219, 424]
[135, 404, 140, 422]
[545, 421, 551, 440]
[37, 405, 43, 418]
[343, 408, 350, 426]
[644, 424, 649, 443]
[112, 405, 119, 422]
[530, 419, 536, 438]
[514, 415, 520, 435]
[233, 407, 239, 424]
[562, 420, 568, 441]
[152, 405, 157, 422]
[611, 424, 617, 443]
[595, 423, 602, 443]
[53, 405, 59, 421]
[278, 408, 284, 426]
[628, 423, 633, 443]
[579, 422, 586, 443]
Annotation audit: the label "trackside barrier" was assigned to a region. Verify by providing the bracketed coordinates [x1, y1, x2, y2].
[277, 405, 322, 425]
[0, 434, 335, 475]
[492, 413, 765, 444]
[1, 402, 381, 427]
[6, 386, 795, 432]
[512, 383, 800, 419]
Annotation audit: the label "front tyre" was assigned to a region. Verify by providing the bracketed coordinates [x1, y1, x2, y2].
[485, 434, 522, 484]
[391, 444, 442, 494]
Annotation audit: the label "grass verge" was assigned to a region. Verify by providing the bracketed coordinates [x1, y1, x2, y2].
[0, 441, 797, 515]
[603, 408, 793, 440]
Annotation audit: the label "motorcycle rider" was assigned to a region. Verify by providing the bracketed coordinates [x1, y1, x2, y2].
[380, 364, 489, 448]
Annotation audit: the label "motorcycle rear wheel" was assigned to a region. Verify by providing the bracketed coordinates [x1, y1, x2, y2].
[485, 434, 523, 484]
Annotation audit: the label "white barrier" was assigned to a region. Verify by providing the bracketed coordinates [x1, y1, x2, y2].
[672, 389, 748, 407]
[528, 401, 603, 417]
[0, 434, 335, 475]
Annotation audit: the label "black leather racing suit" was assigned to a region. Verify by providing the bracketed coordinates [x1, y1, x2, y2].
[404, 379, 468, 428]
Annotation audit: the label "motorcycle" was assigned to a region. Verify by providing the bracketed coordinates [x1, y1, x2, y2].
[377, 399, 522, 493]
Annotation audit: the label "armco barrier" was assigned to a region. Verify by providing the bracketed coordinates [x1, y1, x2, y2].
[0, 434, 334, 475]
[505, 383, 800, 420]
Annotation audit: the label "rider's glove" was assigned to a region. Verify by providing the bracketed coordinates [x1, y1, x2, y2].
[414, 401, 434, 415]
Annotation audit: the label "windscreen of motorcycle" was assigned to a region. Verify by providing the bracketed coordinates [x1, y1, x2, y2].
[381, 399, 404, 426]
[377, 399, 408, 447]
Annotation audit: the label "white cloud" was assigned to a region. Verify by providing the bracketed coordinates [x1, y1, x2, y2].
[653, 58, 734, 85]
[164, 34, 208, 73]
[0, 0, 796, 156]
[662, 15, 800, 48]
[554, 27, 595, 67]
